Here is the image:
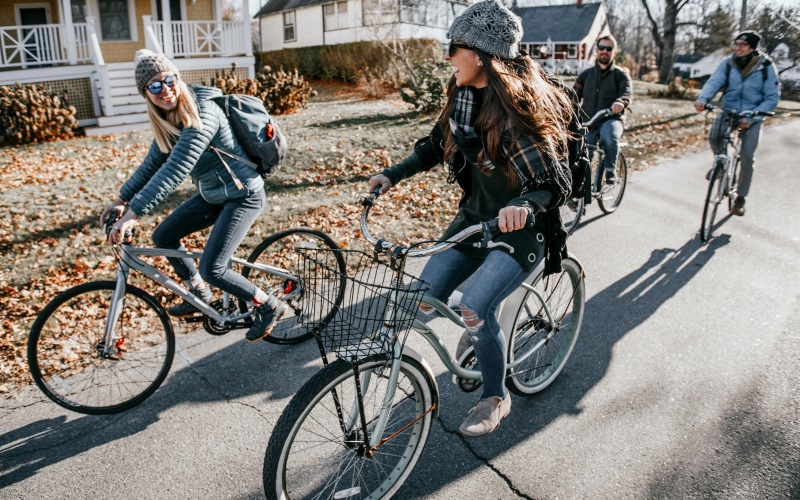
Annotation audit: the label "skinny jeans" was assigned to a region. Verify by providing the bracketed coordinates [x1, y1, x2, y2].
[709, 114, 762, 198]
[152, 189, 266, 302]
[585, 118, 624, 173]
[417, 248, 532, 400]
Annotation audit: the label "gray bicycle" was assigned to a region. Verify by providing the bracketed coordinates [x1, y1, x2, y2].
[27, 212, 345, 414]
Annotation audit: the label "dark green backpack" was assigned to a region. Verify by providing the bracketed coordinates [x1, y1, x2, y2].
[212, 94, 287, 178]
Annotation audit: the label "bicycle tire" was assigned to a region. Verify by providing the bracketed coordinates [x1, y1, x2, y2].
[727, 155, 741, 212]
[27, 281, 174, 415]
[559, 197, 584, 235]
[241, 228, 345, 345]
[700, 165, 724, 243]
[263, 355, 435, 499]
[597, 152, 627, 214]
[506, 257, 585, 396]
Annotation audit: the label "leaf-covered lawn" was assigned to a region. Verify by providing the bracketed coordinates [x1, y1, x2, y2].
[1, 87, 796, 395]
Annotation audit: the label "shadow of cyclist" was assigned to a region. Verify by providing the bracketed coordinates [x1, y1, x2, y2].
[0, 328, 325, 490]
[396, 233, 731, 497]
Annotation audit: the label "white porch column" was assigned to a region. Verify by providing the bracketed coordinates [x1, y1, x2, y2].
[61, 0, 78, 64]
[242, 0, 252, 56]
[142, 15, 163, 52]
[161, 0, 173, 58]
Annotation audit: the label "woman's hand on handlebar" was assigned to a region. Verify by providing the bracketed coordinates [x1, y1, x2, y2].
[498, 206, 530, 233]
[106, 209, 138, 245]
[369, 174, 393, 195]
[100, 198, 125, 228]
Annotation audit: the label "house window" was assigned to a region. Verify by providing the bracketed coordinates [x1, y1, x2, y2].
[363, 0, 396, 26]
[324, 1, 348, 31]
[98, 0, 130, 40]
[283, 10, 296, 42]
[71, 0, 89, 22]
[400, 0, 425, 25]
[568, 44, 577, 58]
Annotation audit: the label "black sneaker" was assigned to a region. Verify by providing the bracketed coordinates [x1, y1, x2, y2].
[168, 286, 213, 317]
[605, 170, 617, 185]
[731, 196, 745, 216]
[245, 300, 288, 342]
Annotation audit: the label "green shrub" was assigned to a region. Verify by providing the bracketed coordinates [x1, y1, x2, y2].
[0, 83, 79, 146]
[207, 63, 314, 115]
[398, 60, 451, 113]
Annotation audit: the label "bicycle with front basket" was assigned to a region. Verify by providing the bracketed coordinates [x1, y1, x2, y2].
[699, 104, 774, 243]
[262, 191, 586, 498]
[560, 108, 628, 233]
[26, 211, 346, 415]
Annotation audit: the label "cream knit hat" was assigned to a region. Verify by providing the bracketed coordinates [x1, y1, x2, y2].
[134, 49, 180, 95]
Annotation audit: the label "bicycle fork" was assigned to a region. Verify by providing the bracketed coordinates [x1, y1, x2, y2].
[100, 264, 131, 359]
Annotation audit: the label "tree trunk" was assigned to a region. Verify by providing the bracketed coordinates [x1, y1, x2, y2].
[659, 0, 678, 83]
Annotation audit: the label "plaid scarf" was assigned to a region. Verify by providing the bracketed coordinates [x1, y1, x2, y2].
[449, 86, 570, 198]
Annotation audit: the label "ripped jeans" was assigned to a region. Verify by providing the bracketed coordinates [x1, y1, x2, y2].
[417, 249, 529, 400]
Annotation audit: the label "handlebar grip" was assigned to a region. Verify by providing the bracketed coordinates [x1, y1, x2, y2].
[103, 208, 122, 236]
[485, 213, 535, 234]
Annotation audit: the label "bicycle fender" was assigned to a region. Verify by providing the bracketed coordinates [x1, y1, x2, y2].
[401, 346, 440, 419]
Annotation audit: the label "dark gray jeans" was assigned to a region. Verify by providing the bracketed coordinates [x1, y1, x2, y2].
[152, 189, 266, 302]
[709, 114, 762, 198]
[585, 118, 624, 172]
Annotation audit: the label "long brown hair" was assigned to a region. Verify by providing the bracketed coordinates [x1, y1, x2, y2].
[438, 50, 574, 187]
[146, 79, 202, 153]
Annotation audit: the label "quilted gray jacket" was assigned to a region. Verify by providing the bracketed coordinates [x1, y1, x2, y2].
[120, 85, 264, 216]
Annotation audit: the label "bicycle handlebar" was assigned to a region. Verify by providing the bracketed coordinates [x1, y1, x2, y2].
[703, 103, 775, 118]
[103, 208, 134, 242]
[359, 189, 534, 259]
[582, 108, 620, 129]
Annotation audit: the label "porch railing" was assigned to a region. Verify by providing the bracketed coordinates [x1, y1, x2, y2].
[0, 23, 91, 69]
[146, 19, 250, 58]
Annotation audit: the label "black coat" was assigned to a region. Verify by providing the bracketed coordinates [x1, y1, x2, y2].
[574, 63, 633, 122]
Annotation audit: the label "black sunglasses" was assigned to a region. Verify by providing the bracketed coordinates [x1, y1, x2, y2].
[596, 44, 614, 52]
[146, 74, 179, 95]
[446, 42, 473, 57]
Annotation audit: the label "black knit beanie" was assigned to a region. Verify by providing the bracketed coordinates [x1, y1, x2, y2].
[735, 31, 761, 49]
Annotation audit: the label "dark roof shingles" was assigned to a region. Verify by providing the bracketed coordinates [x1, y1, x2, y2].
[255, 0, 327, 17]
[512, 3, 602, 43]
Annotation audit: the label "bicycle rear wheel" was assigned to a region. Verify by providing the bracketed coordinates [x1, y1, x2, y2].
[264, 355, 435, 499]
[241, 228, 345, 345]
[27, 281, 174, 414]
[597, 152, 627, 214]
[700, 165, 724, 243]
[559, 197, 584, 235]
[506, 258, 585, 396]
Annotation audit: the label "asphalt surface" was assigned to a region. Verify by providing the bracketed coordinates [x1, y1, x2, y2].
[2, 118, 799, 499]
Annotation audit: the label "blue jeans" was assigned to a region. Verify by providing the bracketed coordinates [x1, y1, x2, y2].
[585, 118, 624, 172]
[417, 249, 530, 400]
[152, 189, 266, 302]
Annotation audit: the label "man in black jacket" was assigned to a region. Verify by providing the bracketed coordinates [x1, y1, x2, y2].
[574, 34, 633, 184]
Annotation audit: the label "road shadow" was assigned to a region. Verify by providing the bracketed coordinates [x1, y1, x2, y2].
[312, 112, 419, 129]
[0, 328, 324, 489]
[395, 233, 732, 497]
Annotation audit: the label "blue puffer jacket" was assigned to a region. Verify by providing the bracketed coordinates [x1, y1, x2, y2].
[698, 51, 781, 122]
[120, 85, 264, 216]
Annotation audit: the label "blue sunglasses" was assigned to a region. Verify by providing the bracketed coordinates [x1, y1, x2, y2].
[146, 74, 179, 95]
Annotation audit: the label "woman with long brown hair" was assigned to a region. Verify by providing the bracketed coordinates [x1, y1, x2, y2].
[100, 50, 285, 342]
[369, 0, 573, 437]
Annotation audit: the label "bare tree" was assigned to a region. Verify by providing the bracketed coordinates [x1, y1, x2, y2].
[640, 0, 696, 83]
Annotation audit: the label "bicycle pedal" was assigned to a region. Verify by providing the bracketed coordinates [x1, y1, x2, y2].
[181, 315, 204, 324]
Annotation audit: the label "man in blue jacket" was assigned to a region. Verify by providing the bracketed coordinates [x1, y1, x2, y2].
[694, 30, 780, 216]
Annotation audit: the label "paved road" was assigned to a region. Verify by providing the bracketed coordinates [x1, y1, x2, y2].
[2, 118, 799, 499]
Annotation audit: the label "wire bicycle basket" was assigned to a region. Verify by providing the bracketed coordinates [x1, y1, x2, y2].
[298, 248, 430, 362]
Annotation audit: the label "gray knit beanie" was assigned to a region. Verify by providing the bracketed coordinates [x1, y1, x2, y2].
[447, 0, 523, 59]
[134, 49, 180, 96]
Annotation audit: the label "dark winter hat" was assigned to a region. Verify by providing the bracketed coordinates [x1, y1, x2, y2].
[447, 0, 523, 59]
[734, 30, 761, 49]
[134, 49, 180, 96]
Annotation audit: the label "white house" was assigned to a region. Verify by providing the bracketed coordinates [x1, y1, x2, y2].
[0, 0, 256, 135]
[255, 0, 470, 52]
[513, 1, 608, 76]
[690, 48, 728, 81]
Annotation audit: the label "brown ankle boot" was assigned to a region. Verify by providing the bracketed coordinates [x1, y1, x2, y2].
[459, 395, 511, 437]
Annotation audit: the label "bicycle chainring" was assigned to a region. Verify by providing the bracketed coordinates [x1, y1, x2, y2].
[203, 299, 239, 335]
[456, 351, 482, 393]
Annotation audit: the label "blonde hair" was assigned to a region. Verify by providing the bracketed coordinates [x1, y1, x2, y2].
[146, 79, 203, 153]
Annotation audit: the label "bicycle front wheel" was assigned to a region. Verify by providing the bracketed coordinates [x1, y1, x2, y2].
[559, 197, 584, 235]
[264, 355, 436, 499]
[700, 165, 724, 243]
[241, 228, 345, 345]
[597, 152, 627, 214]
[506, 257, 585, 396]
[27, 281, 174, 414]
[727, 156, 741, 212]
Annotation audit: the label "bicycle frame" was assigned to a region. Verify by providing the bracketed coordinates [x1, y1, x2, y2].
[100, 244, 297, 357]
